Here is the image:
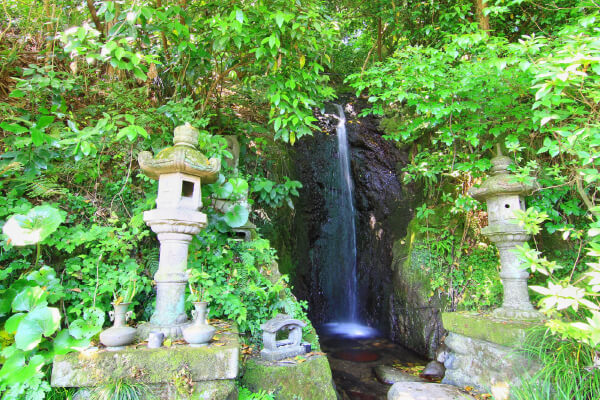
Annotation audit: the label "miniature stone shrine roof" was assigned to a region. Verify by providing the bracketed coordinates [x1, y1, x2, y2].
[138, 124, 220, 183]
[469, 155, 538, 201]
[260, 314, 307, 333]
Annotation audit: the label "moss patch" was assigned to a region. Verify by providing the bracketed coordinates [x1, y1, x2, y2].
[442, 312, 544, 347]
[241, 356, 336, 400]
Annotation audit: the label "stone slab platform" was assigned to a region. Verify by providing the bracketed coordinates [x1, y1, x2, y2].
[242, 355, 337, 400]
[442, 312, 542, 347]
[52, 320, 239, 400]
[441, 312, 543, 396]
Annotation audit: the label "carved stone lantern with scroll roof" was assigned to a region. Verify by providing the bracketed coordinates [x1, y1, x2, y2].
[138, 123, 220, 337]
[469, 152, 543, 321]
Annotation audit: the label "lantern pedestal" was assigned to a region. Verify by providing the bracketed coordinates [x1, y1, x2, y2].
[484, 225, 544, 321]
[137, 208, 207, 338]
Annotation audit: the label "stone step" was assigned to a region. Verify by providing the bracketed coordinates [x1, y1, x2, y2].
[388, 382, 475, 400]
[374, 365, 426, 385]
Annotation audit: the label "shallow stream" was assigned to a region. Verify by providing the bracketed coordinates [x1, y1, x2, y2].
[319, 324, 426, 400]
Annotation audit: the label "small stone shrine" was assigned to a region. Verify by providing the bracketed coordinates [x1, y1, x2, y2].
[442, 150, 543, 396]
[260, 314, 307, 361]
[138, 123, 220, 338]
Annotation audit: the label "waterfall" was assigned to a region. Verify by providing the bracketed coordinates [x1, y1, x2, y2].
[334, 104, 358, 321]
[316, 104, 378, 338]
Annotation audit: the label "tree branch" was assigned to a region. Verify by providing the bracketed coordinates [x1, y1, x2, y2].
[86, 0, 104, 34]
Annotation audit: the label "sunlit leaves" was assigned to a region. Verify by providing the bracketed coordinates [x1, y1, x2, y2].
[3, 205, 65, 247]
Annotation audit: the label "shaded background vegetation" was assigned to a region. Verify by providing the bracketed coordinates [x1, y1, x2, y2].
[0, 0, 599, 399]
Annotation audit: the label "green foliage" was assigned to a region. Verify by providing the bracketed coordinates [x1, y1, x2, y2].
[238, 386, 275, 400]
[251, 176, 302, 209]
[346, 1, 600, 343]
[0, 207, 102, 400]
[412, 207, 502, 311]
[187, 231, 310, 343]
[88, 379, 156, 400]
[513, 327, 600, 400]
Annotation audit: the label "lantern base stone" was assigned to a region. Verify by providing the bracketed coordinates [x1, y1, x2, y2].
[492, 306, 545, 321]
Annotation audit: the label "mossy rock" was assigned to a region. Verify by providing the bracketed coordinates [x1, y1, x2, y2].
[241, 356, 336, 400]
[442, 312, 544, 348]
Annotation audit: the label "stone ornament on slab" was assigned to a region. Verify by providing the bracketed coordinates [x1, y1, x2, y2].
[260, 314, 307, 361]
[182, 301, 216, 347]
[99, 302, 136, 350]
[469, 151, 543, 321]
[137, 123, 220, 339]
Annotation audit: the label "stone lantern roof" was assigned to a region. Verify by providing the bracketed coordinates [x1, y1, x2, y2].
[138, 123, 220, 183]
[469, 155, 538, 201]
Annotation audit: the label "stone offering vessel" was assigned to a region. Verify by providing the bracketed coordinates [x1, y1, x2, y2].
[182, 301, 216, 347]
[260, 314, 307, 361]
[99, 302, 136, 350]
[137, 124, 220, 338]
[469, 151, 543, 321]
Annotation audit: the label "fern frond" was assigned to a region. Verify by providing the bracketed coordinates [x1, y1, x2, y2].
[27, 177, 69, 198]
[0, 161, 23, 176]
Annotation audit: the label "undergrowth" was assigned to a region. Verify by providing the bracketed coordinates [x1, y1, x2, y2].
[513, 327, 600, 400]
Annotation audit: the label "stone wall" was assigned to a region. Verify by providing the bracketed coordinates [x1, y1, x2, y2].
[388, 216, 449, 359]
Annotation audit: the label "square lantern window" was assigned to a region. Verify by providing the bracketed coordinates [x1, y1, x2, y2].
[487, 194, 522, 225]
[156, 173, 202, 210]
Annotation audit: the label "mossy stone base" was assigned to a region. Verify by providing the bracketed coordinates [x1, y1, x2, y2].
[442, 313, 542, 396]
[51, 321, 239, 400]
[241, 356, 336, 400]
[442, 312, 542, 347]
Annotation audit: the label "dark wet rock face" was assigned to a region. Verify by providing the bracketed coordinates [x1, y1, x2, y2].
[289, 100, 413, 331]
[343, 102, 413, 332]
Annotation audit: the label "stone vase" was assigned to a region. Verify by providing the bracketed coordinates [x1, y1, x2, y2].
[182, 301, 215, 347]
[99, 302, 137, 350]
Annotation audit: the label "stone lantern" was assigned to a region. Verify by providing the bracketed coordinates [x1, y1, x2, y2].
[469, 152, 543, 321]
[138, 124, 220, 337]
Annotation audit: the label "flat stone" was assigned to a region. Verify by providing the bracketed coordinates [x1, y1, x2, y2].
[242, 355, 336, 400]
[442, 312, 542, 347]
[388, 382, 475, 400]
[51, 321, 239, 388]
[374, 365, 426, 385]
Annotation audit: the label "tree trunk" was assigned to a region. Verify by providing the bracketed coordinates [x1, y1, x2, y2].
[86, 0, 104, 34]
[473, 0, 490, 32]
[377, 17, 382, 61]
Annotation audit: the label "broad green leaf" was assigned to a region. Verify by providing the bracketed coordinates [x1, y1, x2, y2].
[5, 312, 25, 333]
[0, 289, 17, 317]
[9, 89, 25, 98]
[28, 306, 60, 336]
[224, 204, 249, 228]
[12, 286, 46, 312]
[14, 317, 43, 351]
[3, 205, 65, 246]
[0, 122, 28, 134]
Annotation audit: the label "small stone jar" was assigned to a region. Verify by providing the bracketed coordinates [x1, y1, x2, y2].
[182, 301, 215, 347]
[99, 302, 136, 350]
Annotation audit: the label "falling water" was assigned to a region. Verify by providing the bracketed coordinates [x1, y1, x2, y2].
[314, 103, 379, 338]
[333, 104, 358, 321]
